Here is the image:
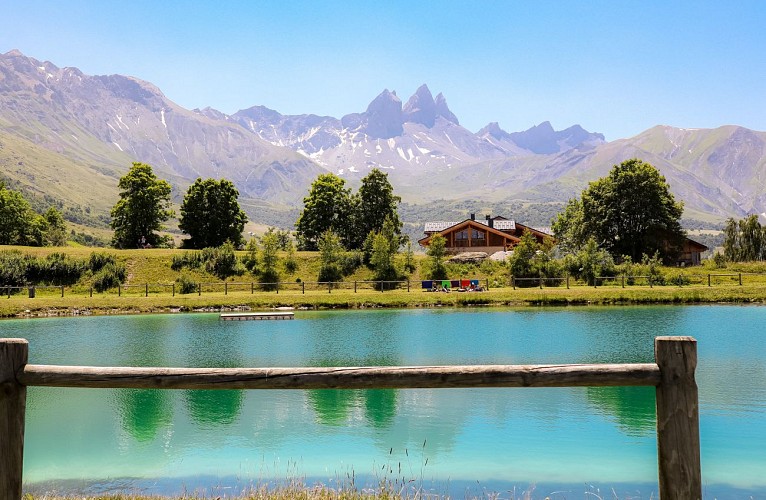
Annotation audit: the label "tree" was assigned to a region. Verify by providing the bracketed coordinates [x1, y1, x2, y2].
[351, 169, 402, 249]
[0, 183, 34, 245]
[259, 230, 281, 290]
[553, 158, 684, 262]
[317, 230, 345, 284]
[723, 215, 766, 262]
[296, 174, 353, 250]
[369, 217, 402, 289]
[425, 234, 448, 280]
[179, 178, 247, 249]
[43, 207, 67, 246]
[111, 162, 173, 248]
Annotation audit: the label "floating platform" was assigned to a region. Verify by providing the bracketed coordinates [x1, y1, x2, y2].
[220, 312, 294, 321]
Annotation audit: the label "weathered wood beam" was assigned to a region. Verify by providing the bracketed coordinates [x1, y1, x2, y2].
[18, 363, 660, 390]
[1, 339, 27, 500]
[655, 336, 702, 499]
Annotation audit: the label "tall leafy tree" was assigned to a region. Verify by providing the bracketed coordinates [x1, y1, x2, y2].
[0, 183, 35, 245]
[43, 207, 67, 246]
[296, 173, 352, 250]
[110, 162, 173, 248]
[179, 178, 247, 249]
[351, 169, 402, 249]
[723, 215, 766, 262]
[259, 229, 281, 290]
[553, 158, 685, 262]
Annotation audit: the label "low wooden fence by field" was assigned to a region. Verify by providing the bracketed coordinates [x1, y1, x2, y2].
[0, 336, 701, 499]
[0, 272, 761, 299]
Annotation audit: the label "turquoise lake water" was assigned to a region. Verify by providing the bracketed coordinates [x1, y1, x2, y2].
[1, 305, 765, 498]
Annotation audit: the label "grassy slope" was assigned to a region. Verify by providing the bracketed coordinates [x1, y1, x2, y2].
[3, 245, 766, 318]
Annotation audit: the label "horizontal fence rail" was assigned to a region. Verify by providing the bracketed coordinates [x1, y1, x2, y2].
[18, 363, 661, 390]
[0, 336, 700, 499]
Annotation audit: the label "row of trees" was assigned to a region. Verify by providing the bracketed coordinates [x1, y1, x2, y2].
[295, 169, 402, 251]
[722, 214, 766, 262]
[110, 163, 247, 249]
[0, 183, 66, 247]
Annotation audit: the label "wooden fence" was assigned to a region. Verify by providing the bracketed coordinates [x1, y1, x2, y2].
[0, 336, 700, 499]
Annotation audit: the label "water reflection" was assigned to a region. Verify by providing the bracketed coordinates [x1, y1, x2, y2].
[308, 389, 359, 426]
[364, 389, 397, 428]
[586, 386, 656, 436]
[183, 324, 245, 427]
[117, 389, 172, 442]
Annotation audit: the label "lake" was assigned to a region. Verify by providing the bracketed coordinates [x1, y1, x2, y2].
[2, 305, 765, 498]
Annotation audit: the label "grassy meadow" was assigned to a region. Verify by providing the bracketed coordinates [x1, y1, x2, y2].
[3, 244, 766, 318]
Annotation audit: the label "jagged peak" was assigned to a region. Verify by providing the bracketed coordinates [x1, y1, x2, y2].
[478, 121, 509, 139]
[434, 92, 459, 125]
[4, 49, 25, 57]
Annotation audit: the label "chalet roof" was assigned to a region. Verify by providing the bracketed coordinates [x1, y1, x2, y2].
[424, 219, 515, 232]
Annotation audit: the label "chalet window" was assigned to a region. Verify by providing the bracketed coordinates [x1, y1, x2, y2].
[472, 229, 485, 240]
[456, 230, 468, 240]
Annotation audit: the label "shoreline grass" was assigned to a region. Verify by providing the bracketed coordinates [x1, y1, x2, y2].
[3, 283, 766, 319]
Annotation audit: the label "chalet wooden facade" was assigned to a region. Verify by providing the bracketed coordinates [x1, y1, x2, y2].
[678, 238, 708, 266]
[418, 214, 553, 254]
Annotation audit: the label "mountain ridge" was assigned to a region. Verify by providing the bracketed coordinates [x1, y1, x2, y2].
[2, 49, 765, 231]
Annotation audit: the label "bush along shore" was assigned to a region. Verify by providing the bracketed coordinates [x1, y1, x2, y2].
[3, 245, 766, 318]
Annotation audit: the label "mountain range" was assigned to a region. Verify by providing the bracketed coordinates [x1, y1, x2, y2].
[2, 48, 765, 233]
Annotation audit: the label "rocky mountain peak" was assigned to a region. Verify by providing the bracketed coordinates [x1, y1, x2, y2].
[434, 92, 459, 125]
[403, 84, 437, 127]
[478, 122, 511, 140]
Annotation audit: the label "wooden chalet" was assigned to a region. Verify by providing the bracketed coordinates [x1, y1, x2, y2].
[418, 214, 553, 254]
[678, 238, 708, 266]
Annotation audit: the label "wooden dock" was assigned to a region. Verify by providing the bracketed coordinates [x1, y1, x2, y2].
[220, 312, 294, 321]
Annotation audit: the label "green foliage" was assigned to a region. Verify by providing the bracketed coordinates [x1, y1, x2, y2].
[88, 252, 117, 272]
[179, 178, 247, 249]
[508, 231, 565, 286]
[425, 234, 448, 280]
[110, 162, 173, 249]
[403, 241, 416, 274]
[92, 262, 127, 292]
[171, 251, 204, 271]
[641, 252, 665, 285]
[562, 238, 616, 286]
[175, 273, 198, 294]
[259, 230, 281, 290]
[350, 169, 403, 250]
[0, 183, 65, 247]
[296, 174, 353, 250]
[284, 239, 298, 274]
[202, 242, 244, 279]
[296, 170, 403, 251]
[171, 242, 243, 279]
[370, 232, 401, 289]
[553, 158, 685, 262]
[723, 215, 766, 262]
[242, 238, 260, 273]
[317, 230, 344, 284]
[43, 207, 67, 246]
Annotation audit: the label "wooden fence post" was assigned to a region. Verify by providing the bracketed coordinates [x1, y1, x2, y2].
[708, 274, 711, 287]
[60, 285, 64, 297]
[198, 283, 201, 296]
[302, 282, 305, 294]
[654, 336, 701, 500]
[739, 273, 742, 286]
[145, 283, 148, 297]
[0, 339, 28, 500]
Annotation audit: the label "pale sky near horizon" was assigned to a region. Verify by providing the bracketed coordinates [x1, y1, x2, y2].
[1, 0, 764, 141]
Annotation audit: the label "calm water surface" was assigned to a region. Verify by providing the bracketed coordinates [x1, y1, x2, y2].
[2, 305, 765, 498]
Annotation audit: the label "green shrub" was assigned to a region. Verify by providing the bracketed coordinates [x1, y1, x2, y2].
[27, 252, 85, 285]
[171, 251, 203, 271]
[92, 262, 126, 292]
[175, 274, 198, 294]
[88, 252, 117, 272]
[203, 242, 244, 279]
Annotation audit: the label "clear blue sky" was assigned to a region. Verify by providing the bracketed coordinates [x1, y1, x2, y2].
[2, 0, 764, 140]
